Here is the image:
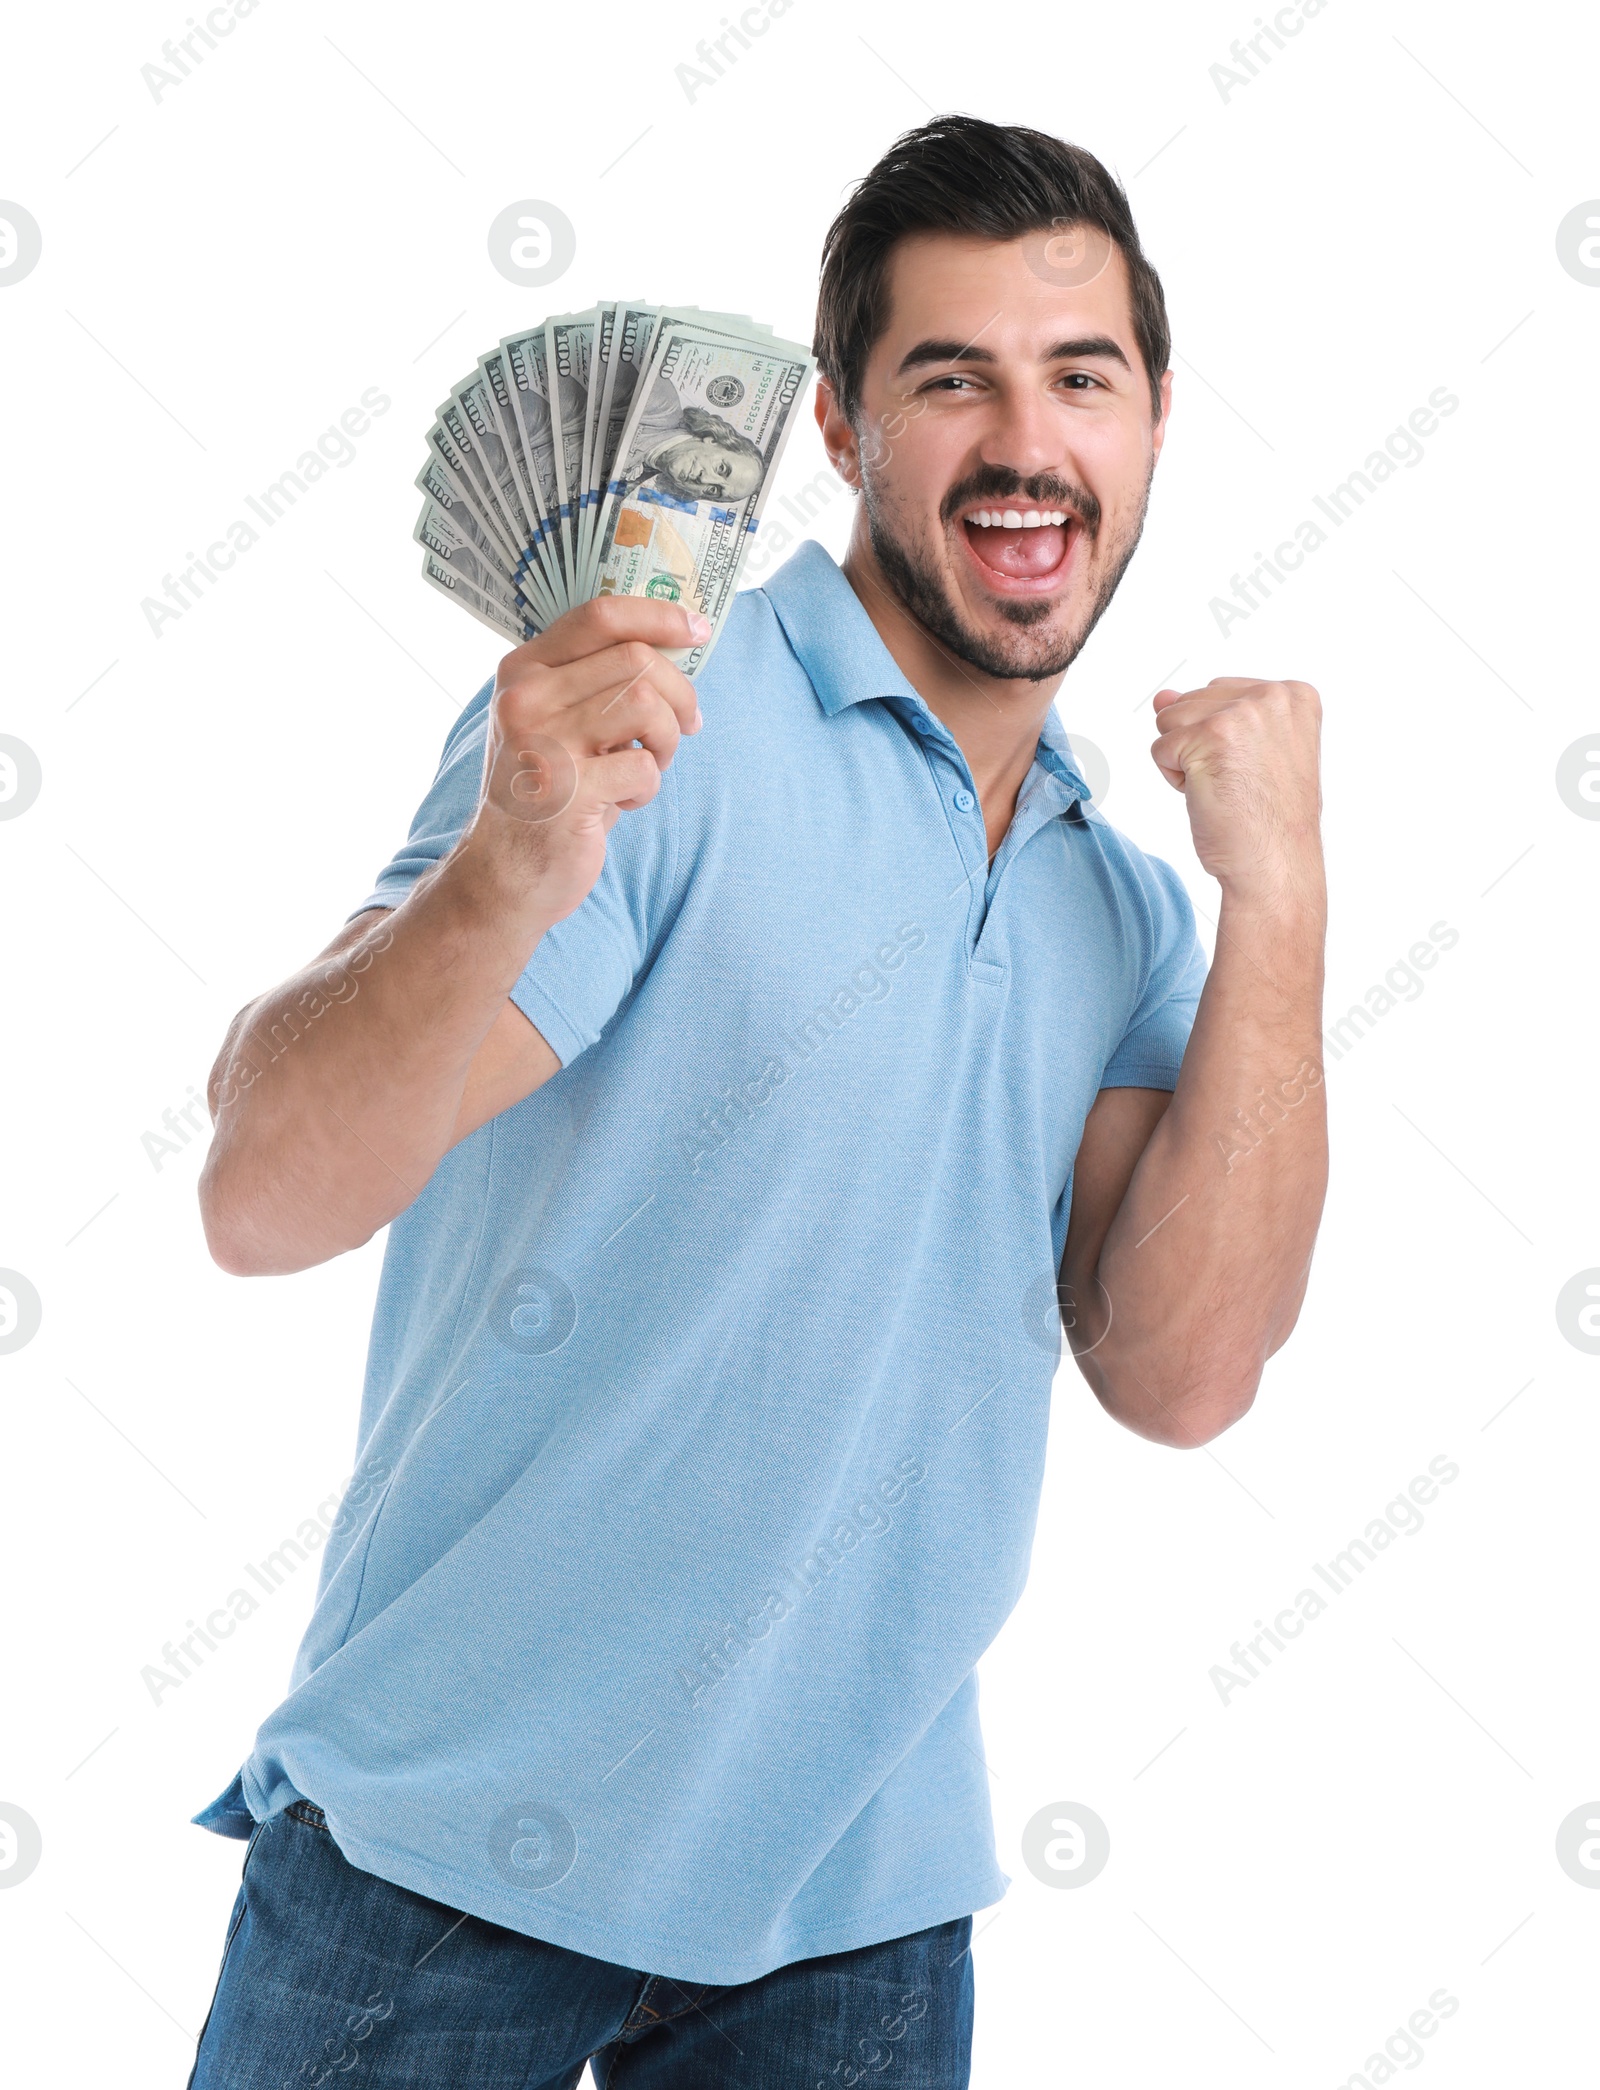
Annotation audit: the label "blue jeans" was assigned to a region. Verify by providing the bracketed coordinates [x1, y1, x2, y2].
[189, 1801, 975, 2088]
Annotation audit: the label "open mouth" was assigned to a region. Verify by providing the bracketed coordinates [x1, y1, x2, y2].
[958, 505, 1077, 592]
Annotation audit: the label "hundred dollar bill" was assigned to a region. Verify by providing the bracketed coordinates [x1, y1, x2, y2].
[421, 551, 534, 642]
[450, 375, 538, 582]
[429, 403, 520, 569]
[414, 453, 510, 568]
[477, 347, 536, 534]
[423, 422, 513, 569]
[581, 302, 655, 597]
[544, 312, 594, 602]
[502, 327, 569, 611]
[424, 413, 556, 627]
[467, 357, 533, 548]
[577, 301, 622, 590]
[590, 319, 815, 677]
[579, 305, 782, 597]
[414, 500, 544, 627]
[475, 349, 560, 626]
[420, 444, 556, 632]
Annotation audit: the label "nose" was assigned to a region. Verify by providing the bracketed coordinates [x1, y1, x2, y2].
[975, 382, 1072, 484]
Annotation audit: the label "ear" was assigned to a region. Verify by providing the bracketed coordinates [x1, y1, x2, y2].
[1151, 367, 1174, 464]
[814, 377, 862, 491]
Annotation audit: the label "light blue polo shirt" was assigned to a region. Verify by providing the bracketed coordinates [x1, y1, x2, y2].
[195, 539, 1206, 1984]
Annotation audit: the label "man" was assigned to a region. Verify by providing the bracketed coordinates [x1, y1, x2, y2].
[188, 114, 1326, 2089]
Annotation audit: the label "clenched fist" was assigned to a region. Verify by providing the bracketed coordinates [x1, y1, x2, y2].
[469, 596, 707, 927]
[1151, 676, 1324, 908]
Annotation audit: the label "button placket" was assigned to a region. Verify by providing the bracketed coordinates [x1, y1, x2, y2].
[909, 720, 985, 889]
[900, 701, 1076, 970]
[984, 775, 1057, 890]
[969, 770, 1081, 974]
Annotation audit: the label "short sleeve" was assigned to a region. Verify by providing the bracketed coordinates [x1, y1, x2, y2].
[1100, 851, 1208, 1091]
[507, 789, 680, 1066]
[349, 675, 682, 1070]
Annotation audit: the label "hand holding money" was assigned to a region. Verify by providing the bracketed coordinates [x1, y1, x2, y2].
[467, 597, 706, 930]
[416, 303, 815, 677]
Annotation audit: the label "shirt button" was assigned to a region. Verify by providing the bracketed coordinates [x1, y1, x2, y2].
[953, 789, 975, 812]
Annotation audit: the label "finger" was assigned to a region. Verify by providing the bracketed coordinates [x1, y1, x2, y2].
[1148, 723, 1193, 784]
[510, 595, 710, 672]
[575, 684, 683, 773]
[571, 640, 700, 737]
[581, 745, 663, 815]
[505, 641, 700, 740]
[1150, 691, 1241, 735]
[1153, 677, 1269, 718]
[587, 646, 694, 741]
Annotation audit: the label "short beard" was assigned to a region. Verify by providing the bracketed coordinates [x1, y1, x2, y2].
[860, 462, 1153, 682]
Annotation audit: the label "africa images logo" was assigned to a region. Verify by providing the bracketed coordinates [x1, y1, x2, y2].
[486, 1801, 578, 1890]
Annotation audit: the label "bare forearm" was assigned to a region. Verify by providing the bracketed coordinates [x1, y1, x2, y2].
[199, 598, 706, 1277]
[1079, 887, 1328, 1445]
[200, 839, 555, 1275]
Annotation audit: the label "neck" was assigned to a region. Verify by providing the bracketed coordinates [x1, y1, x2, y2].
[840, 519, 1063, 857]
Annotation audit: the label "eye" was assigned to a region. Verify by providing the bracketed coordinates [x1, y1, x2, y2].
[1058, 371, 1104, 392]
[920, 373, 981, 394]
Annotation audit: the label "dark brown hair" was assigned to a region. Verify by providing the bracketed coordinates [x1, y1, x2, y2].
[815, 115, 1171, 423]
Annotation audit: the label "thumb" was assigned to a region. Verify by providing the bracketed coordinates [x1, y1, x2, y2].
[1149, 712, 1189, 791]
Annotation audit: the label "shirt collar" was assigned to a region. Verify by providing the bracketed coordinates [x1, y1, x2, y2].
[760, 537, 920, 714]
[1032, 704, 1096, 804]
[759, 538, 1096, 807]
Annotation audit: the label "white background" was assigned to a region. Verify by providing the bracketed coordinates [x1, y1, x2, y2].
[2, 0, 1597, 2082]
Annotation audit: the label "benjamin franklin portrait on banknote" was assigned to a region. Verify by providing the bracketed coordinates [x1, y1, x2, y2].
[620, 370, 767, 505]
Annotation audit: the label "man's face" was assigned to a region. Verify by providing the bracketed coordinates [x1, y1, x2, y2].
[829, 229, 1170, 680]
[649, 431, 762, 501]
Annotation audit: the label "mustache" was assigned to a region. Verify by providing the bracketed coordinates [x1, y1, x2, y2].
[940, 468, 1101, 538]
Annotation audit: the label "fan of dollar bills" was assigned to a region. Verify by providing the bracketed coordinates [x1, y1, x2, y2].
[415, 304, 815, 677]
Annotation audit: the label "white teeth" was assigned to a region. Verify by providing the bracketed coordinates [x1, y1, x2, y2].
[965, 507, 1070, 528]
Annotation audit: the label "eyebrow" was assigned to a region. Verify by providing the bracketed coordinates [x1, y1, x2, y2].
[894, 334, 1132, 377]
